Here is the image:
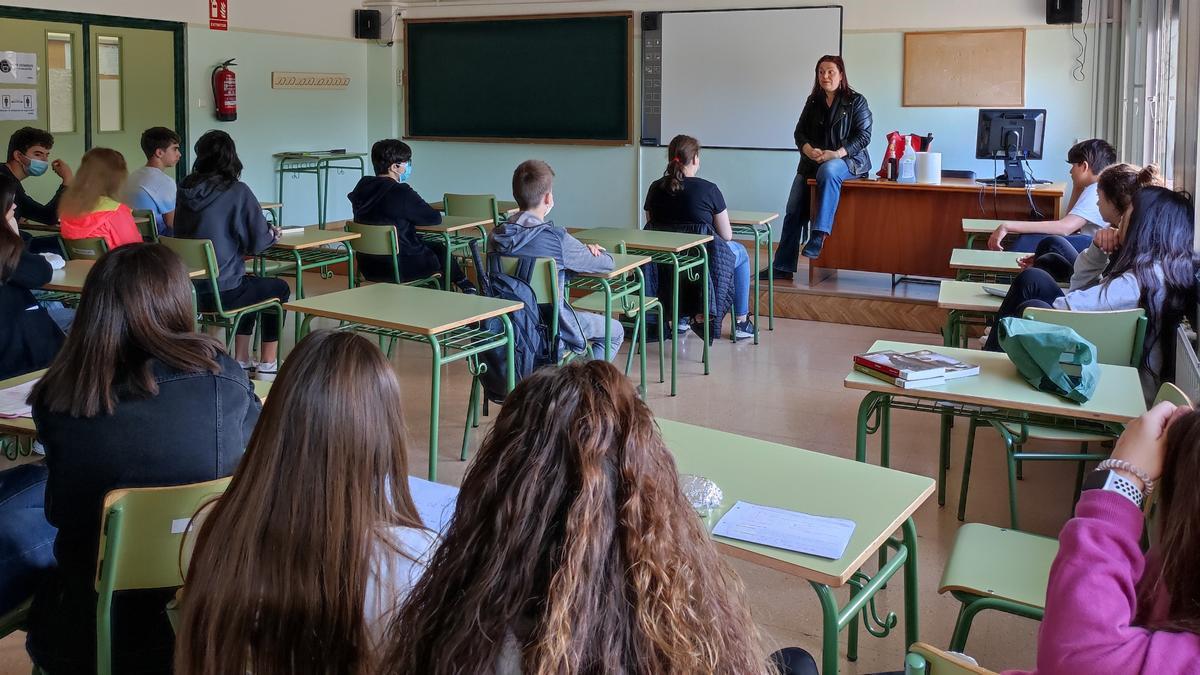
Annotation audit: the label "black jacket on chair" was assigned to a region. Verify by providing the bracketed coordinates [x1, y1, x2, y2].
[793, 91, 873, 178]
[644, 222, 735, 326]
[0, 238, 64, 380]
[27, 355, 260, 675]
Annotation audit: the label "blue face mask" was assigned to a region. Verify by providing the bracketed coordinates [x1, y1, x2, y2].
[25, 156, 48, 177]
[397, 162, 412, 183]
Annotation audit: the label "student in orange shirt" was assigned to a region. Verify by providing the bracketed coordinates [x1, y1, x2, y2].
[58, 148, 142, 252]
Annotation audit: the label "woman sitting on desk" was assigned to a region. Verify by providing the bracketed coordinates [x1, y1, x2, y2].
[767, 54, 873, 279]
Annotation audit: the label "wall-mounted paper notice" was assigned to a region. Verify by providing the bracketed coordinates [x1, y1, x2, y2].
[0, 52, 37, 84]
[712, 501, 856, 560]
[0, 89, 37, 121]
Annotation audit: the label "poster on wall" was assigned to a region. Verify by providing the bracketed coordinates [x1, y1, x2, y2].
[209, 0, 228, 31]
[0, 52, 36, 85]
[0, 89, 37, 120]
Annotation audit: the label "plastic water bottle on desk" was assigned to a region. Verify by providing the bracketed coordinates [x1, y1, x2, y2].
[897, 153, 917, 184]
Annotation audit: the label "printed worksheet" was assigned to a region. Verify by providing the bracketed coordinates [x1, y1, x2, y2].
[713, 501, 856, 560]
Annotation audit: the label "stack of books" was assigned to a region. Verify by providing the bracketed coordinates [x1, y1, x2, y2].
[853, 349, 980, 389]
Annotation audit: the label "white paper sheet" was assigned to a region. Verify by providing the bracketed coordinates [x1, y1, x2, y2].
[407, 476, 459, 534]
[712, 500, 856, 560]
[0, 378, 37, 418]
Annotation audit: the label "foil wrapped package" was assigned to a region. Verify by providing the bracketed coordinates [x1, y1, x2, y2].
[680, 474, 724, 512]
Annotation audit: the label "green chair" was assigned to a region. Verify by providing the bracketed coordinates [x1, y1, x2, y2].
[958, 307, 1148, 528]
[159, 236, 286, 353]
[443, 193, 502, 228]
[62, 236, 109, 261]
[0, 596, 31, 639]
[567, 236, 665, 385]
[95, 478, 231, 675]
[945, 381, 1187, 654]
[131, 209, 158, 242]
[346, 222, 441, 290]
[905, 642, 997, 674]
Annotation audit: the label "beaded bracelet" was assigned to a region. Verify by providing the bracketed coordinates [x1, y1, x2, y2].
[1096, 459, 1155, 496]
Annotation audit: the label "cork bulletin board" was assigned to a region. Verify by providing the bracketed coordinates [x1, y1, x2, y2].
[903, 28, 1025, 107]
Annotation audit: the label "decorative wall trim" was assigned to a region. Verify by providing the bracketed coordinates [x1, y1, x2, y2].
[271, 71, 351, 89]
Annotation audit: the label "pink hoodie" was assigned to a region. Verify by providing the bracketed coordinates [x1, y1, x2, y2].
[60, 197, 142, 251]
[1004, 490, 1200, 675]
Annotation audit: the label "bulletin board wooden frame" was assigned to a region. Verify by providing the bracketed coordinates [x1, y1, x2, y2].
[903, 28, 1025, 107]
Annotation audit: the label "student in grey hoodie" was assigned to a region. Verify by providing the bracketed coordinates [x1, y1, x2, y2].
[985, 187, 1196, 401]
[174, 130, 289, 380]
[489, 160, 622, 361]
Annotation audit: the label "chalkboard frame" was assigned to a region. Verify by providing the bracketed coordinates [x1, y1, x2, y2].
[403, 12, 634, 145]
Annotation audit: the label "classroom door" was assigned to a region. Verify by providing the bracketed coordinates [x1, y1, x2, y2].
[0, 18, 86, 204]
[89, 25, 177, 179]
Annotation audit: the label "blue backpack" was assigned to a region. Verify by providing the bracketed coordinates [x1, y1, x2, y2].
[470, 241, 558, 403]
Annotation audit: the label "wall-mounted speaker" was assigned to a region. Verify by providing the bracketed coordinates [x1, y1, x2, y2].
[1046, 0, 1082, 24]
[354, 9, 382, 40]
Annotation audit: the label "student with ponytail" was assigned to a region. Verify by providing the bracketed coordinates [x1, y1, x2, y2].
[383, 360, 772, 675]
[644, 134, 755, 341]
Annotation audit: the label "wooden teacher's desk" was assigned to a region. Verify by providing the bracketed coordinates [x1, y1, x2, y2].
[806, 178, 1064, 284]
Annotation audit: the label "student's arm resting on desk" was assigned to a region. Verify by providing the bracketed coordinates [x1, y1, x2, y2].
[1068, 243, 1110, 292]
[1026, 489, 1200, 675]
[1054, 272, 1139, 312]
[989, 215, 1089, 250]
[402, 186, 441, 226]
[16, 184, 65, 226]
[9, 250, 53, 289]
[237, 184, 278, 255]
[561, 233, 613, 275]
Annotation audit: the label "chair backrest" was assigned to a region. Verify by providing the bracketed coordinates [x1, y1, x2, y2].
[491, 255, 559, 307]
[95, 477, 231, 674]
[346, 221, 400, 281]
[62, 236, 109, 261]
[444, 193, 501, 225]
[158, 235, 222, 305]
[905, 642, 996, 675]
[131, 209, 158, 242]
[1021, 307, 1148, 367]
[1154, 381, 1193, 406]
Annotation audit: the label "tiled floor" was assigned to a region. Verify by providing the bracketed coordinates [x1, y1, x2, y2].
[0, 272, 1082, 674]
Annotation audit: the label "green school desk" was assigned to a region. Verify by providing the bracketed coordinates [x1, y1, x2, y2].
[569, 252, 651, 387]
[415, 215, 494, 290]
[949, 249, 1024, 283]
[0, 370, 272, 458]
[259, 201, 283, 226]
[572, 227, 713, 397]
[428, 199, 520, 217]
[285, 284, 522, 481]
[844, 339, 1146, 508]
[728, 210, 779, 342]
[937, 281, 1006, 348]
[274, 151, 367, 228]
[42, 259, 95, 295]
[255, 227, 359, 298]
[962, 219, 1004, 249]
[660, 419, 934, 675]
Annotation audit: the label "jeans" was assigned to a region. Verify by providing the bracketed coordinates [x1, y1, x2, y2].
[773, 159, 854, 272]
[726, 239, 750, 318]
[984, 267, 1064, 351]
[0, 463, 56, 615]
[571, 309, 624, 362]
[1010, 232, 1093, 254]
[1032, 235, 1081, 284]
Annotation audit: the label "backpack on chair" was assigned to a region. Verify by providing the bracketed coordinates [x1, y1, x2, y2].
[469, 240, 557, 403]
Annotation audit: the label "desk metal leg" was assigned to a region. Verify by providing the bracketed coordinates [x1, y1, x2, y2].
[428, 335, 443, 481]
[938, 412, 952, 506]
[902, 517, 920, 649]
[812, 583, 842, 675]
[855, 391, 887, 463]
[767, 224, 775, 330]
[701, 246, 710, 375]
[637, 271, 647, 395]
[601, 279, 613, 362]
[670, 257, 680, 397]
[502, 314, 516, 393]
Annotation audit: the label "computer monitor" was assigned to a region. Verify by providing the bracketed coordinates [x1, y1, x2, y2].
[976, 109, 1047, 186]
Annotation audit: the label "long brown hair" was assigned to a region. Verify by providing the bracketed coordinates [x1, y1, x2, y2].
[29, 243, 222, 417]
[59, 147, 127, 217]
[808, 54, 854, 102]
[176, 330, 426, 675]
[1138, 408, 1200, 632]
[1098, 163, 1162, 213]
[663, 134, 700, 194]
[383, 360, 768, 675]
[0, 173, 22, 280]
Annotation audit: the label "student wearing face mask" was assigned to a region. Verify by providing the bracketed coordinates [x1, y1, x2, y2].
[0, 127, 74, 227]
[347, 139, 475, 292]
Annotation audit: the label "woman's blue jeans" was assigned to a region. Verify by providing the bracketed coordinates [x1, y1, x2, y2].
[725, 239, 750, 318]
[0, 463, 56, 614]
[773, 159, 854, 272]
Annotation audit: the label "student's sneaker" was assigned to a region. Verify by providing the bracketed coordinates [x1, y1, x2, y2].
[455, 279, 478, 295]
[676, 316, 691, 334]
[734, 319, 756, 341]
[979, 327, 991, 349]
[688, 316, 716, 345]
[255, 361, 279, 382]
[801, 232, 828, 259]
[238, 360, 256, 377]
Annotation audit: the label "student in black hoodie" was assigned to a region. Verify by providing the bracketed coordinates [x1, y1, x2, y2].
[174, 130, 289, 380]
[347, 139, 474, 292]
[2, 127, 74, 255]
[0, 174, 64, 380]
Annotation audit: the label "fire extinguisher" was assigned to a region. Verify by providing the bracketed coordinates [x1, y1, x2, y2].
[211, 58, 237, 122]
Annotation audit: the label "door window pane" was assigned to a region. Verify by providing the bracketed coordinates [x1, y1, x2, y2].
[97, 36, 121, 132]
[47, 32, 74, 133]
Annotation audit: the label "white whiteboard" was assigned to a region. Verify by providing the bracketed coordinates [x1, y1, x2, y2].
[659, 7, 843, 150]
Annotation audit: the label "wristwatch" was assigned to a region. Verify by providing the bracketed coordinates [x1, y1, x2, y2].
[1082, 469, 1144, 509]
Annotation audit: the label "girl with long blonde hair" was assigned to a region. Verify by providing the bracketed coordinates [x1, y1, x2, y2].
[58, 146, 142, 250]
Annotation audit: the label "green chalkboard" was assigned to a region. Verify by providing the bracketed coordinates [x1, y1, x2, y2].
[404, 13, 631, 144]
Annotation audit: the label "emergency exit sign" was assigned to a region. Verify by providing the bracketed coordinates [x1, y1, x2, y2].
[209, 0, 228, 31]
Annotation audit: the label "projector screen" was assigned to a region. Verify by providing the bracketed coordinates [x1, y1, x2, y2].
[656, 7, 842, 151]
